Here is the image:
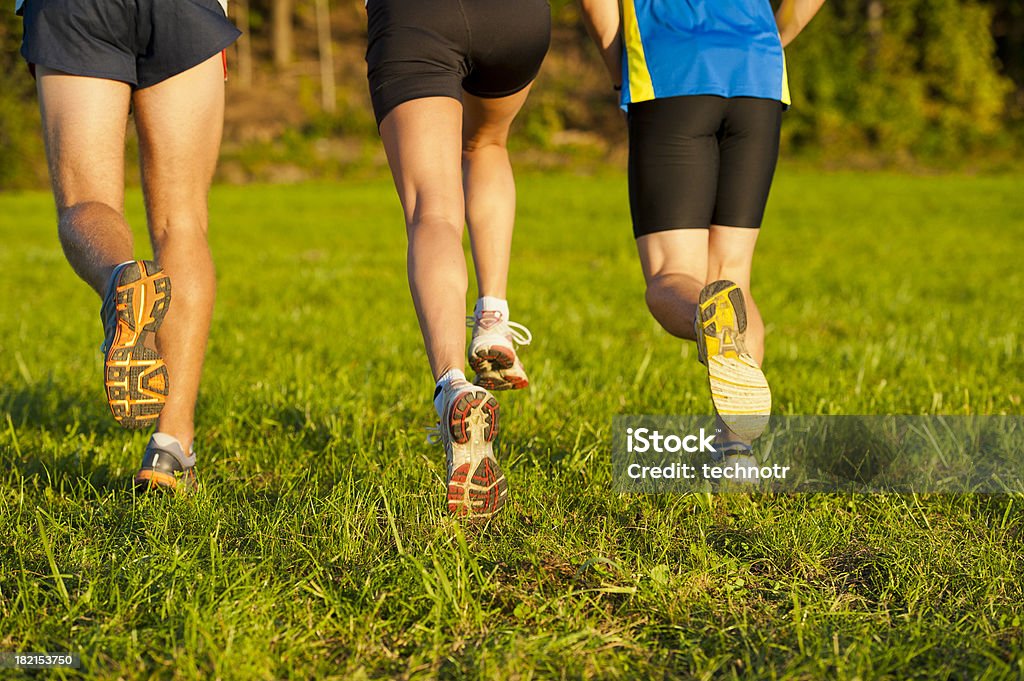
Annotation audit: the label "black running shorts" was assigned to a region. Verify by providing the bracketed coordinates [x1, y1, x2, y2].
[21, 0, 241, 90]
[365, 0, 551, 126]
[628, 95, 783, 238]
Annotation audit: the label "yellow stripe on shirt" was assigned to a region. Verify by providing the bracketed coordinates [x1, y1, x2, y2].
[781, 50, 791, 106]
[621, 0, 655, 102]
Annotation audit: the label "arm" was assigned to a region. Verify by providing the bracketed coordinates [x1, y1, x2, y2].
[579, 0, 623, 88]
[775, 0, 826, 47]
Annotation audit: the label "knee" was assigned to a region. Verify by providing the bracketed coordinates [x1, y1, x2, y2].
[148, 209, 209, 247]
[644, 273, 672, 309]
[707, 253, 753, 285]
[644, 281, 666, 324]
[707, 268, 751, 290]
[407, 211, 463, 240]
[645, 271, 702, 302]
[462, 134, 507, 156]
[643, 273, 704, 339]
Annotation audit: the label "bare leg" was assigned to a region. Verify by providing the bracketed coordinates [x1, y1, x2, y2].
[635, 228, 762, 354]
[35, 68, 133, 295]
[636, 229, 709, 341]
[132, 54, 226, 451]
[706, 226, 765, 443]
[462, 86, 533, 299]
[380, 97, 467, 381]
[637, 227, 765, 444]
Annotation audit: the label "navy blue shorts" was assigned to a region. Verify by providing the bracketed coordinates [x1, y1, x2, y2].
[21, 0, 241, 89]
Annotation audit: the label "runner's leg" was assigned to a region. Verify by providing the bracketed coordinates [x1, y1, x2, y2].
[636, 229, 710, 341]
[36, 68, 133, 294]
[707, 226, 764, 365]
[380, 96, 467, 380]
[132, 54, 225, 451]
[462, 86, 533, 299]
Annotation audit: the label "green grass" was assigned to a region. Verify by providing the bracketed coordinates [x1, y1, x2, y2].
[1, 169, 1023, 679]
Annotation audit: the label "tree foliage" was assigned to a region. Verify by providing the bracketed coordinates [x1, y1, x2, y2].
[0, 12, 46, 189]
[782, 0, 1014, 161]
[0, 0, 1022, 188]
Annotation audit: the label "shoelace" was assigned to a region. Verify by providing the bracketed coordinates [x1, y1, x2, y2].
[465, 315, 534, 346]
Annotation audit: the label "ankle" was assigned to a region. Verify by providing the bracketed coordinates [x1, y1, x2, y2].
[152, 429, 194, 454]
[474, 296, 509, 319]
[433, 368, 467, 418]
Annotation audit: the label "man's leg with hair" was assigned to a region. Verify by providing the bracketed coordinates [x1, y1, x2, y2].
[381, 97, 468, 380]
[462, 87, 532, 300]
[35, 68, 133, 294]
[132, 54, 226, 452]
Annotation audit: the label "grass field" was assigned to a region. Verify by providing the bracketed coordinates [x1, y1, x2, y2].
[1, 169, 1023, 679]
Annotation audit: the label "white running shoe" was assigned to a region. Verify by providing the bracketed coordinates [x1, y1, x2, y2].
[429, 379, 507, 518]
[467, 311, 532, 391]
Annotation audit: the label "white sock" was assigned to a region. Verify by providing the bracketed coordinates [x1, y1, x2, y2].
[433, 368, 467, 418]
[151, 431, 189, 454]
[475, 296, 509, 319]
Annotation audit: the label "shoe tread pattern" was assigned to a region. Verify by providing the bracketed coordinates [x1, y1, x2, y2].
[698, 280, 770, 441]
[445, 389, 507, 518]
[104, 260, 171, 429]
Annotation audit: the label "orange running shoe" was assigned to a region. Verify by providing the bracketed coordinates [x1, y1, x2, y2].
[100, 260, 171, 429]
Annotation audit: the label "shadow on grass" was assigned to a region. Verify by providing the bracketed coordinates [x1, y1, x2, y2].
[2, 376, 125, 438]
[7, 450, 133, 495]
[2, 379, 148, 494]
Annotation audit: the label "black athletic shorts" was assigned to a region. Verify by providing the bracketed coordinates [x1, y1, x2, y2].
[628, 95, 783, 238]
[365, 0, 551, 126]
[20, 0, 241, 90]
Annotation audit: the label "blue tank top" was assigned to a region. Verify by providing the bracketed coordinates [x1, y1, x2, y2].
[620, 0, 790, 107]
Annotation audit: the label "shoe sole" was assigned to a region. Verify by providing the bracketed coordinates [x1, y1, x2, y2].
[469, 345, 530, 391]
[446, 389, 507, 518]
[698, 281, 771, 442]
[105, 261, 171, 430]
[133, 468, 197, 493]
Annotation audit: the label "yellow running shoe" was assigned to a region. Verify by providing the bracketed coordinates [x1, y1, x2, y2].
[696, 280, 770, 441]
